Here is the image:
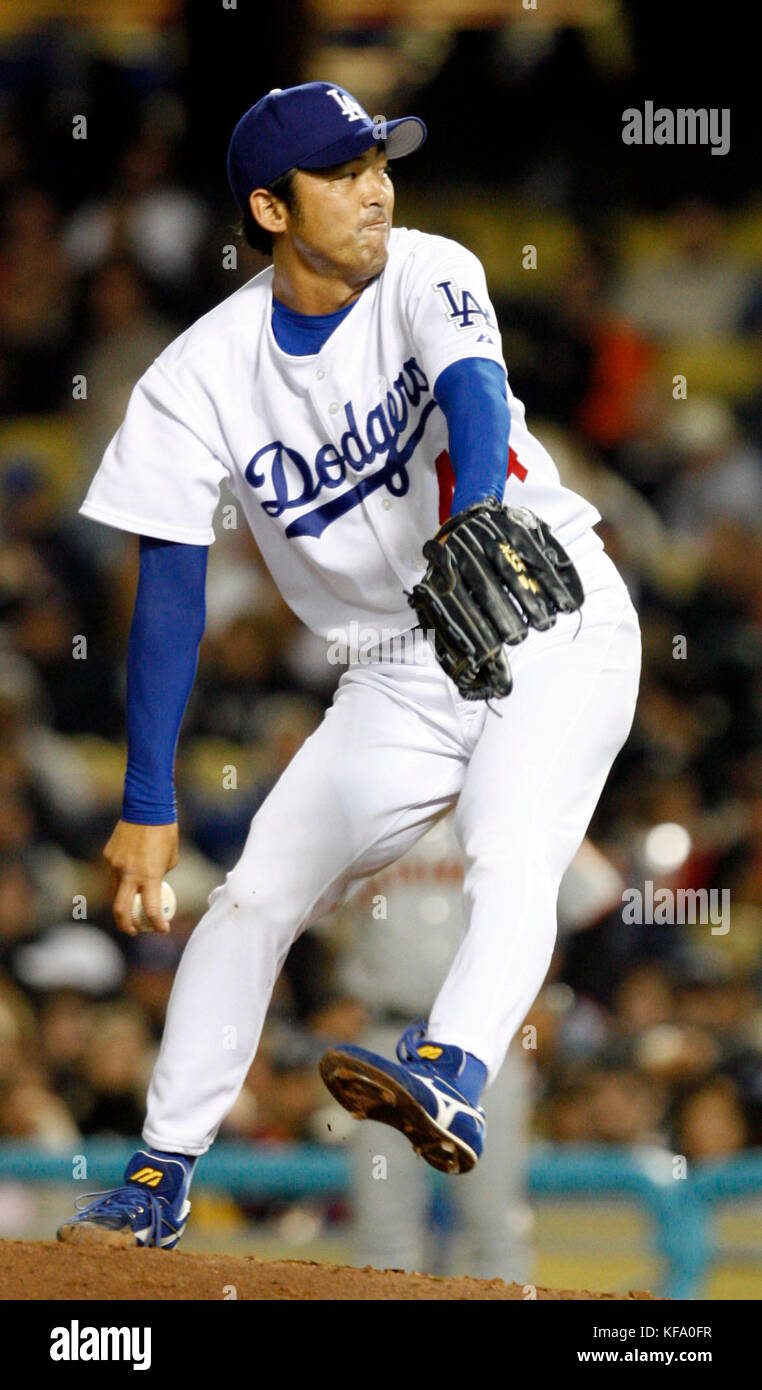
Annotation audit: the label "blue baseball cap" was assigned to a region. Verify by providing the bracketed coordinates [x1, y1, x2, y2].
[227, 81, 426, 212]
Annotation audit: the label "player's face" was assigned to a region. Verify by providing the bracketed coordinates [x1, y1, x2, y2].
[287, 146, 394, 288]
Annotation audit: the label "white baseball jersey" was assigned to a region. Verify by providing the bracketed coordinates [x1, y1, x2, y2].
[341, 816, 624, 1014]
[80, 228, 600, 638]
[340, 812, 468, 1017]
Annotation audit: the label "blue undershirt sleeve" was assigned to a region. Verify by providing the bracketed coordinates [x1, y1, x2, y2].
[433, 357, 511, 514]
[122, 536, 208, 825]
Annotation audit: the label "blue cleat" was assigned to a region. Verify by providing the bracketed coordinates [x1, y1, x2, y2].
[57, 1150, 193, 1249]
[319, 1021, 486, 1174]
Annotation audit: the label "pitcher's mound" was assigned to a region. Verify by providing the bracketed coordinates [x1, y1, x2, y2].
[0, 1241, 655, 1300]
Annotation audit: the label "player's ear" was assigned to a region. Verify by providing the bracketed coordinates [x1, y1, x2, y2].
[249, 188, 289, 237]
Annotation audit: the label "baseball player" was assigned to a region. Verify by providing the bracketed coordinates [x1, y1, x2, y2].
[340, 824, 623, 1278]
[58, 82, 640, 1249]
[338, 812, 533, 1281]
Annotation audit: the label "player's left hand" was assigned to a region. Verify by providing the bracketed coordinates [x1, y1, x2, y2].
[407, 499, 584, 701]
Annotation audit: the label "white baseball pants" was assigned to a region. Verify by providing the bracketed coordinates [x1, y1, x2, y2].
[143, 531, 641, 1155]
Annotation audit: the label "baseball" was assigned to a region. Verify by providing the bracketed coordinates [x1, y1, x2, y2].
[131, 881, 177, 931]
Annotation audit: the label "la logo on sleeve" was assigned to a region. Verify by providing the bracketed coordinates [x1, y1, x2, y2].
[433, 279, 497, 332]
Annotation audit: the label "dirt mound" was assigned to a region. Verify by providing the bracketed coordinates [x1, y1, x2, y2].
[0, 1240, 655, 1300]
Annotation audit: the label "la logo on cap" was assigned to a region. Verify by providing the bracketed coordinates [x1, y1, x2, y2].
[326, 88, 366, 123]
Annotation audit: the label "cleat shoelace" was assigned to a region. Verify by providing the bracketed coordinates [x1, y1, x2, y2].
[71, 1186, 166, 1242]
[396, 1020, 483, 1115]
[395, 1018, 428, 1067]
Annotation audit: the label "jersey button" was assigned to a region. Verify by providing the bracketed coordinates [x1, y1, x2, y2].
[382, 497, 392, 510]
[316, 369, 325, 380]
[328, 401, 339, 413]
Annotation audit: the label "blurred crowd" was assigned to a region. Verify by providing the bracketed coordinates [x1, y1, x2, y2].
[0, 9, 761, 1252]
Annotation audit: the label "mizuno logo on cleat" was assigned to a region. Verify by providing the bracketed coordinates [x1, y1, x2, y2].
[416, 1075, 484, 1132]
[417, 1045, 443, 1059]
[129, 1167, 163, 1187]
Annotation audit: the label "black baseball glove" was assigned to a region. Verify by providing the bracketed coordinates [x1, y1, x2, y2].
[407, 498, 585, 701]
